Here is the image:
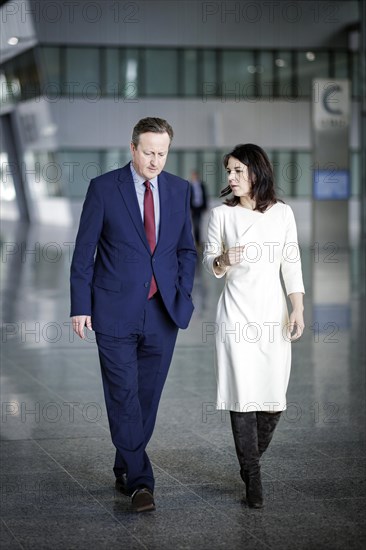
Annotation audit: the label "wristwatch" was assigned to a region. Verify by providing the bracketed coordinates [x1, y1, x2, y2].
[214, 256, 225, 269]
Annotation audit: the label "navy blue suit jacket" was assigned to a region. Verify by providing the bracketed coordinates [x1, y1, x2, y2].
[70, 164, 197, 337]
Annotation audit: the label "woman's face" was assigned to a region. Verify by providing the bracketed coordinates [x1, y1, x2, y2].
[226, 156, 252, 197]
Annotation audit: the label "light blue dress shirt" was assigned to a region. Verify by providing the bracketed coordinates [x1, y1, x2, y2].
[130, 162, 160, 243]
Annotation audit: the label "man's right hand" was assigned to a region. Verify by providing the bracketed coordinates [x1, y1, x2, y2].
[72, 315, 92, 339]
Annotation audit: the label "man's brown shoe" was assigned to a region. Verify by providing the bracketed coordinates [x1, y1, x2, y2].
[131, 487, 155, 512]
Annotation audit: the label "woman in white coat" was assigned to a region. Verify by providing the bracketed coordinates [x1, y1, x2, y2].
[203, 144, 305, 508]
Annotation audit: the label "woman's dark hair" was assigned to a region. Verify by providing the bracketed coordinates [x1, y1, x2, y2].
[220, 143, 283, 212]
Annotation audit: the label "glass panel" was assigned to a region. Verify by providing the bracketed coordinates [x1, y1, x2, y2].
[58, 150, 103, 198]
[145, 49, 178, 96]
[183, 50, 198, 96]
[266, 150, 275, 163]
[104, 47, 119, 96]
[65, 48, 100, 96]
[275, 51, 293, 97]
[334, 51, 349, 79]
[0, 72, 15, 108]
[257, 51, 274, 98]
[272, 152, 280, 194]
[222, 50, 255, 99]
[103, 150, 131, 172]
[351, 151, 360, 197]
[104, 48, 139, 99]
[0, 151, 17, 213]
[104, 149, 123, 172]
[201, 50, 217, 99]
[200, 151, 221, 196]
[164, 150, 179, 174]
[294, 152, 312, 197]
[23, 151, 62, 198]
[351, 52, 359, 98]
[42, 46, 60, 92]
[202, 50, 216, 82]
[296, 51, 329, 97]
[2, 48, 41, 101]
[181, 151, 199, 181]
[217, 150, 229, 196]
[274, 151, 292, 197]
[121, 149, 132, 167]
[120, 48, 139, 99]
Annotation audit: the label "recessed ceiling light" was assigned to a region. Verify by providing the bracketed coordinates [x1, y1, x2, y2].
[306, 52, 316, 61]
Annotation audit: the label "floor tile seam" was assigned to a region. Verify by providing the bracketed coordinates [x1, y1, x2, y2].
[275, 430, 363, 447]
[174, 344, 211, 350]
[33, 438, 112, 480]
[1, 346, 98, 355]
[316, 450, 366, 458]
[3, 356, 82, 400]
[3, 356, 111, 436]
[189, 430, 241, 457]
[302, 455, 366, 464]
[0, 435, 110, 444]
[271, 476, 366, 498]
[262, 473, 366, 482]
[289, 433, 366, 445]
[1, 518, 25, 549]
[265, 478, 312, 500]
[3, 342, 206, 353]
[306, 496, 366, 502]
[31, 439, 149, 550]
[150, 462, 274, 550]
[205, 443, 237, 460]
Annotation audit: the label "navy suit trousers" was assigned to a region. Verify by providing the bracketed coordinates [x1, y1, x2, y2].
[95, 293, 178, 493]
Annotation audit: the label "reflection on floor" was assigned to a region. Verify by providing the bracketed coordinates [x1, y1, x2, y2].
[1, 220, 365, 549]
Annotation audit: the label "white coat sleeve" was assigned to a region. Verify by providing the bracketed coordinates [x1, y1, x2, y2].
[202, 208, 227, 279]
[281, 205, 305, 296]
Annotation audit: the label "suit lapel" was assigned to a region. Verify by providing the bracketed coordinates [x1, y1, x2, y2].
[117, 165, 150, 251]
[155, 171, 171, 252]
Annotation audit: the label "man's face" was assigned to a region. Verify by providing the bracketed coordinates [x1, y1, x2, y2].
[130, 132, 170, 180]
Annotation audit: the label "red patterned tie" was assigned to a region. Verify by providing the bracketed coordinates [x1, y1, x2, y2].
[144, 181, 158, 299]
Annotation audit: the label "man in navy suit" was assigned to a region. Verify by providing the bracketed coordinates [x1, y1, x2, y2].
[70, 118, 197, 512]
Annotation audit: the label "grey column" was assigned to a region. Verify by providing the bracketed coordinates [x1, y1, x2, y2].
[1, 112, 31, 223]
[312, 79, 351, 249]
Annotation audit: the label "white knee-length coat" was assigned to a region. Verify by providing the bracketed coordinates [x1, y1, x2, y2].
[203, 203, 305, 413]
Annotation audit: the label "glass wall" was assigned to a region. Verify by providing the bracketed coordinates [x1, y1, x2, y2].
[2, 45, 360, 202]
[274, 51, 293, 97]
[145, 49, 179, 96]
[64, 48, 100, 97]
[0, 49, 41, 103]
[36, 45, 361, 100]
[0, 151, 17, 219]
[221, 50, 255, 99]
[296, 51, 330, 97]
[2, 46, 360, 101]
[25, 148, 360, 200]
[183, 50, 198, 96]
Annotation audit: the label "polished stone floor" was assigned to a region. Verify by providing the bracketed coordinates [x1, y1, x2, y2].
[1, 218, 365, 549]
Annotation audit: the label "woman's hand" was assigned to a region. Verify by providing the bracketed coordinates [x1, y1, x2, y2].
[287, 292, 305, 341]
[222, 245, 245, 266]
[287, 309, 305, 341]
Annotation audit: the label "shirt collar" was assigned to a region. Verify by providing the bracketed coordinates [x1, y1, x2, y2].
[130, 162, 158, 188]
